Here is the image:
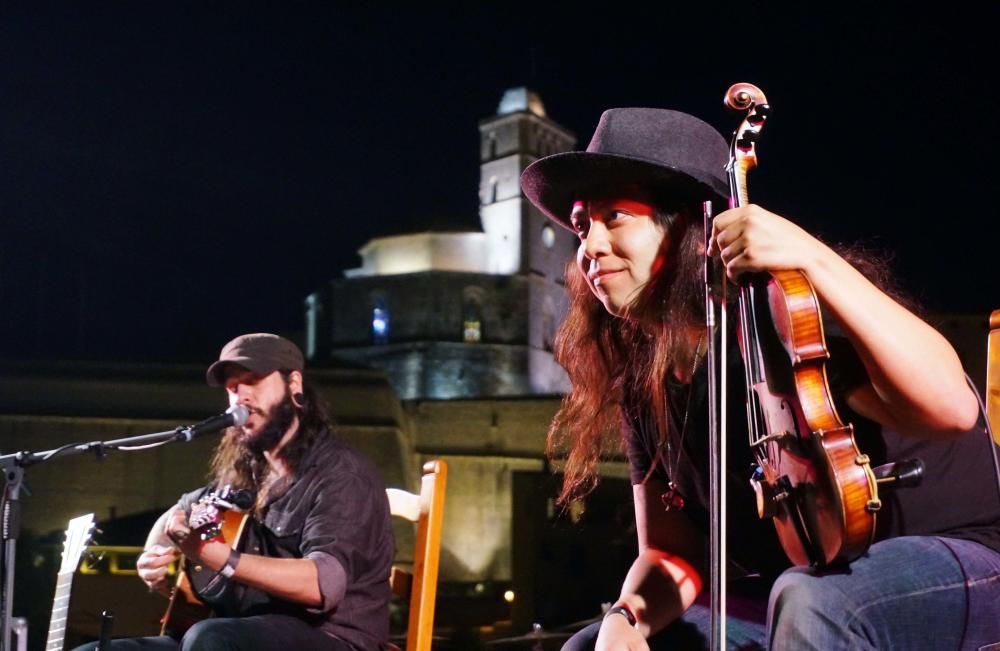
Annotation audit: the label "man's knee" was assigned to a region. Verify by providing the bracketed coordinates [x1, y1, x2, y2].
[181, 619, 243, 651]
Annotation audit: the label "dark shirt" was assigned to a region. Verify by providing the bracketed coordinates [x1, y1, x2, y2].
[179, 430, 393, 651]
[627, 333, 1000, 575]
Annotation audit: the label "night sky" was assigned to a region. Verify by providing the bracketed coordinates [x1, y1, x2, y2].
[2, 4, 996, 363]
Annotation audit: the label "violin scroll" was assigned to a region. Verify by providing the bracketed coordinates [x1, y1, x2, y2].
[724, 83, 768, 112]
[724, 83, 771, 207]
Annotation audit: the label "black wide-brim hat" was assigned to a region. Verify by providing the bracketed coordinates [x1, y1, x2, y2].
[521, 108, 730, 230]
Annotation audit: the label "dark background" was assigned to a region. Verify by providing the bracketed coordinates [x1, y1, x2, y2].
[2, 3, 996, 363]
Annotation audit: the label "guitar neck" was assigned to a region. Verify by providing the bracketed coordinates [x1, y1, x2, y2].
[44, 569, 75, 651]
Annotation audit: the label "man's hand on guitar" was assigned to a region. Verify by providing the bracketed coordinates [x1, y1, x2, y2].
[165, 507, 230, 573]
[138, 544, 178, 596]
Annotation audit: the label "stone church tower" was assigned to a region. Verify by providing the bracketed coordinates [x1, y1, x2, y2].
[479, 87, 577, 280]
[305, 88, 578, 399]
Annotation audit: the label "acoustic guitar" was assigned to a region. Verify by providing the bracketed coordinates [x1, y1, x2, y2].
[159, 487, 252, 639]
[45, 513, 95, 651]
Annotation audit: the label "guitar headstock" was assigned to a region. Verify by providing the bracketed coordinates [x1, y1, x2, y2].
[59, 513, 96, 574]
[189, 484, 254, 541]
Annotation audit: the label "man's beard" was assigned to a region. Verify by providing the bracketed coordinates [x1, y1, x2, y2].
[240, 389, 297, 456]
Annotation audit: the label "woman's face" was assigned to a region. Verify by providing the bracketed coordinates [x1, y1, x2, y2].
[571, 198, 667, 318]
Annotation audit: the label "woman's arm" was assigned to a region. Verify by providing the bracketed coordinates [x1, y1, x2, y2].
[596, 480, 705, 650]
[712, 204, 979, 438]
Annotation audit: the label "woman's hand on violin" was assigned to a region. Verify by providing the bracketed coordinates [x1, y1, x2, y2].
[595, 614, 649, 651]
[710, 204, 818, 281]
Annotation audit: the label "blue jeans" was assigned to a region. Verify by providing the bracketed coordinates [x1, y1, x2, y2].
[70, 614, 354, 651]
[562, 536, 1000, 650]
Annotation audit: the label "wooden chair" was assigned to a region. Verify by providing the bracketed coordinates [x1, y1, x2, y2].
[988, 310, 1000, 444]
[386, 460, 448, 651]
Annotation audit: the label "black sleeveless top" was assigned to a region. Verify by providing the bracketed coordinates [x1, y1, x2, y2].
[626, 333, 1000, 575]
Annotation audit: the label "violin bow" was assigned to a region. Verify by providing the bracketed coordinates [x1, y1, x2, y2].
[703, 196, 727, 651]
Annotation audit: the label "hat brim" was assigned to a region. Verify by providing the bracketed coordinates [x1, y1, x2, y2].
[206, 358, 274, 387]
[522, 151, 730, 231]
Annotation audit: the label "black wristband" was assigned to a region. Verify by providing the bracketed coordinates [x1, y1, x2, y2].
[219, 548, 241, 578]
[605, 604, 638, 628]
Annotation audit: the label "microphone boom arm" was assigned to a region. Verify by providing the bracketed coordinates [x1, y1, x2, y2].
[0, 404, 248, 649]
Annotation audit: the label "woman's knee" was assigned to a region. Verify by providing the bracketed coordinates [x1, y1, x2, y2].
[769, 569, 830, 620]
[561, 621, 600, 651]
[767, 568, 862, 647]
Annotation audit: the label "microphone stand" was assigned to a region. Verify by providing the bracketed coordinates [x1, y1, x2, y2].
[0, 421, 220, 651]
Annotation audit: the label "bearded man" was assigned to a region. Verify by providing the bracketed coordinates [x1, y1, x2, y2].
[77, 333, 394, 651]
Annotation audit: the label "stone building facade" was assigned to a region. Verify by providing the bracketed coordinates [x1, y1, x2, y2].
[307, 88, 578, 400]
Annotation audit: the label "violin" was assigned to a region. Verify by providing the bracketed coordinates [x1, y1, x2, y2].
[723, 82, 881, 567]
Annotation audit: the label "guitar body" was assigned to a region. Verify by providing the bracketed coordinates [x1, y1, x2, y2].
[160, 509, 249, 639]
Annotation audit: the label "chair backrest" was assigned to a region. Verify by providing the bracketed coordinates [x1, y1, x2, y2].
[988, 310, 1000, 444]
[386, 459, 448, 651]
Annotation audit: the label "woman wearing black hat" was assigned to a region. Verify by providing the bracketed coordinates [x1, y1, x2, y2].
[521, 108, 1000, 650]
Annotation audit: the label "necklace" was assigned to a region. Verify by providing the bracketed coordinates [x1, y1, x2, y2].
[660, 332, 706, 512]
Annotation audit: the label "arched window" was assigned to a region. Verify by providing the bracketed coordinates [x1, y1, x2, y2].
[488, 175, 498, 205]
[304, 292, 324, 359]
[372, 297, 390, 345]
[463, 287, 484, 343]
[488, 131, 498, 159]
[542, 296, 556, 352]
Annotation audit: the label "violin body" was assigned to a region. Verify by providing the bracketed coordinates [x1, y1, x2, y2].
[723, 82, 880, 566]
[746, 269, 880, 566]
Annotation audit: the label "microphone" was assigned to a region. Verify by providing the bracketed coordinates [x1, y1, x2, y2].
[177, 405, 250, 442]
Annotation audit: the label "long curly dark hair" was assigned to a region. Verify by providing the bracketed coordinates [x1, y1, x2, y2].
[547, 201, 704, 505]
[208, 372, 333, 496]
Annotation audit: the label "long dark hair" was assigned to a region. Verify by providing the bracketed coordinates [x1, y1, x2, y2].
[208, 372, 333, 494]
[547, 201, 908, 506]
